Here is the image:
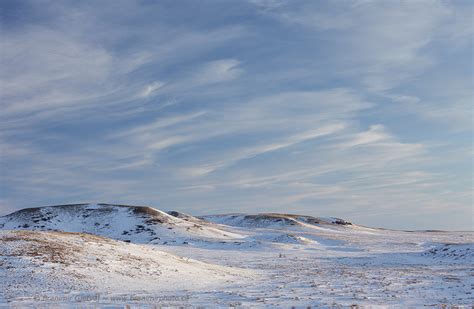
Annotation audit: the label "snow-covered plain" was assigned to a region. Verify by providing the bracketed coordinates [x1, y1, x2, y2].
[0, 203, 472, 307]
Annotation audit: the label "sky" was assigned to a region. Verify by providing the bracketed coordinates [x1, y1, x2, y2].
[0, 0, 472, 230]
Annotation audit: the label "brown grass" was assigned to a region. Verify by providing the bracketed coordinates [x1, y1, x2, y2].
[0, 230, 115, 265]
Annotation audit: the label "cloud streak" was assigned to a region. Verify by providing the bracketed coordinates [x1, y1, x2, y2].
[0, 0, 471, 230]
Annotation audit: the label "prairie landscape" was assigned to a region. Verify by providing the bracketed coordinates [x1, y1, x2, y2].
[1, 204, 472, 307]
[1, 0, 472, 307]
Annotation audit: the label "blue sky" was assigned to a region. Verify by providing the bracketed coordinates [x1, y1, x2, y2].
[0, 0, 472, 230]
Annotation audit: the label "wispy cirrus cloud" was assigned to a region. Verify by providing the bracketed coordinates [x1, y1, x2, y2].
[0, 0, 471, 230]
[179, 123, 346, 177]
[138, 81, 165, 98]
[188, 59, 243, 86]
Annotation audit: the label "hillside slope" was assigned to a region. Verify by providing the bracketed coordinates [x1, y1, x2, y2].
[200, 213, 353, 229]
[0, 203, 243, 244]
[0, 229, 250, 302]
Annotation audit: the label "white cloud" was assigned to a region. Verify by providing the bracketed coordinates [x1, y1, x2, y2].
[192, 59, 243, 85]
[0, 27, 142, 119]
[159, 59, 244, 94]
[148, 136, 189, 151]
[106, 89, 367, 178]
[178, 185, 216, 193]
[112, 111, 208, 139]
[251, 1, 453, 92]
[178, 123, 346, 177]
[343, 124, 391, 148]
[138, 81, 165, 98]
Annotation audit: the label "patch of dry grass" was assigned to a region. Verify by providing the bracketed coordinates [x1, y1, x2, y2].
[0, 230, 115, 265]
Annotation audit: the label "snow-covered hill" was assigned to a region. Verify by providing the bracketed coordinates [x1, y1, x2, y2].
[200, 213, 353, 228]
[0, 229, 250, 302]
[0, 203, 243, 244]
[1, 203, 473, 307]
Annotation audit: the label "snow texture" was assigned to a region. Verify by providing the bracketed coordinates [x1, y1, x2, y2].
[1, 203, 472, 307]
